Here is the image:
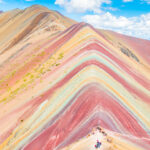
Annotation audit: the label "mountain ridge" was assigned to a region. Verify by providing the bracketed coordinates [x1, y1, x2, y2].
[0, 5, 150, 150]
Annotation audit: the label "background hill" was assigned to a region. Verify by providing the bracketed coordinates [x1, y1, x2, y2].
[0, 5, 75, 54]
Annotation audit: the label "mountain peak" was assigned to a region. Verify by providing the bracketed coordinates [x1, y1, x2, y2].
[26, 4, 49, 11]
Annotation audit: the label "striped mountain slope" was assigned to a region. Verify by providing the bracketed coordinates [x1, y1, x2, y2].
[0, 6, 150, 150]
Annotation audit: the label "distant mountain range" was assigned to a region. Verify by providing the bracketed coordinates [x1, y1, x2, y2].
[0, 5, 149, 150]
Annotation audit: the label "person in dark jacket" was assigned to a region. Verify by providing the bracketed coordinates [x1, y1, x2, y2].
[95, 140, 101, 149]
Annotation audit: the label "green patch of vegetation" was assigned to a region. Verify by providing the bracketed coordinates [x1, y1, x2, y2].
[58, 52, 64, 59]
[56, 63, 60, 66]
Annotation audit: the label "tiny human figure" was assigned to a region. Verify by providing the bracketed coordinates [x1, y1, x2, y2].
[102, 131, 107, 136]
[97, 127, 102, 133]
[95, 140, 101, 149]
[107, 137, 112, 143]
[96, 127, 101, 131]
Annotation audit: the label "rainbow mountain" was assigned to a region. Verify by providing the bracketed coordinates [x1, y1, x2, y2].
[0, 5, 150, 150]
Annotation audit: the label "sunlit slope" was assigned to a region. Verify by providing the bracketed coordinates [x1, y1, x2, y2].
[0, 11, 149, 150]
[99, 29, 150, 67]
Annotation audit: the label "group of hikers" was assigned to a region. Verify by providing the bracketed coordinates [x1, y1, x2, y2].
[94, 126, 112, 149]
[94, 127, 102, 149]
